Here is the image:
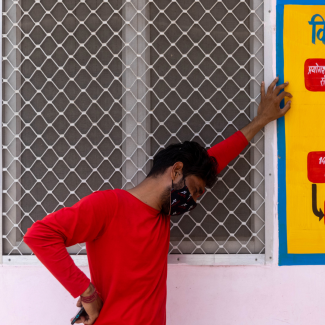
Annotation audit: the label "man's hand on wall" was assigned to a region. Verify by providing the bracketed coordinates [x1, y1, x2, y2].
[241, 77, 293, 142]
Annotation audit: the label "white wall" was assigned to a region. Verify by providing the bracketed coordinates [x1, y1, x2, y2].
[1, 264, 325, 325]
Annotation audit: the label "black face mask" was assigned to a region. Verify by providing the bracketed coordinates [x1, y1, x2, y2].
[170, 178, 197, 216]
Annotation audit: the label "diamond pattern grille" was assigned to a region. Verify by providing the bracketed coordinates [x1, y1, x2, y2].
[2, 0, 265, 256]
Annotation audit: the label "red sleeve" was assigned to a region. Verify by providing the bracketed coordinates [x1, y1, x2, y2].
[207, 131, 249, 174]
[24, 190, 117, 298]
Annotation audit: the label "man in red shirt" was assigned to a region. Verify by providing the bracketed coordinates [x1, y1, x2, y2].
[24, 78, 292, 325]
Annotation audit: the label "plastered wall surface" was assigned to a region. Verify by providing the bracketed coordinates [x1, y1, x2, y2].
[1, 264, 325, 325]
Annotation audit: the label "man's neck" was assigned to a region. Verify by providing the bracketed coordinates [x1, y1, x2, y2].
[127, 177, 166, 211]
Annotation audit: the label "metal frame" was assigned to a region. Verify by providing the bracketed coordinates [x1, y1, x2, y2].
[264, 0, 277, 266]
[3, 253, 265, 266]
[1, 0, 277, 266]
[168, 0, 277, 266]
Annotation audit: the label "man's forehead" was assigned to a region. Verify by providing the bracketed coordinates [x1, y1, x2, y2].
[186, 174, 206, 189]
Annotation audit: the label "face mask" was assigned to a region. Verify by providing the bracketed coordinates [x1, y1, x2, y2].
[170, 178, 197, 216]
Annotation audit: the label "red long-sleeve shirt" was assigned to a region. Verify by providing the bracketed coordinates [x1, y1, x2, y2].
[24, 130, 248, 325]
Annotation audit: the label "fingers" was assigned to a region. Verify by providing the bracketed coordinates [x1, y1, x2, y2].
[274, 82, 289, 96]
[277, 91, 293, 103]
[70, 315, 86, 324]
[267, 77, 279, 94]
[79, 316, 87, 324]
[281, 100, 292, 115]
[261, 81, 265, 97]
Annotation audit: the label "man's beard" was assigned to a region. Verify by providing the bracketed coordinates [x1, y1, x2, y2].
[159, 187, 171, 217]
[159, 177, 184, 217]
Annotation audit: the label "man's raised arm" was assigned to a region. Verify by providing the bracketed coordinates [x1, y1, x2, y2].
[208, 77, 292, 172]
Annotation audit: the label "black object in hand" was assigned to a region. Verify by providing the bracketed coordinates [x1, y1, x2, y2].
[71, 306, 88, 324]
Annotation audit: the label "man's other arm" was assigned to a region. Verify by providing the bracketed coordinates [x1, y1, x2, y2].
[24, 190, 117, 298]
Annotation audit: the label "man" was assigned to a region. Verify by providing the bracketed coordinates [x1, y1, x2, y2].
[24, 78, 292, 325]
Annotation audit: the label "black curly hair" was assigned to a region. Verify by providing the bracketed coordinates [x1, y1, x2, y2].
[147, 141, 218, 188]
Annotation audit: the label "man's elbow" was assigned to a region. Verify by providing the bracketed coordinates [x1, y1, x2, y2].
[23, 220, 65, 251]
[23, 221, 42, 250]
[23, 225, 35, 248]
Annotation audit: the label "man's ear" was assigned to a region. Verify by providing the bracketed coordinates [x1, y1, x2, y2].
[171, 162, 184, 182]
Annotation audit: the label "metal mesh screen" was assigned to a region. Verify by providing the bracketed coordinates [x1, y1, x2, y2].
[2, 0, 265, 256]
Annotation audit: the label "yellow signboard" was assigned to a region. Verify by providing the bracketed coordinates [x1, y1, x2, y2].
[278, 1, 325, 264]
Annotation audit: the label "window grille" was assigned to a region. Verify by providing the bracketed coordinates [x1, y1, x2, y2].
[2, 0, 265, 257]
